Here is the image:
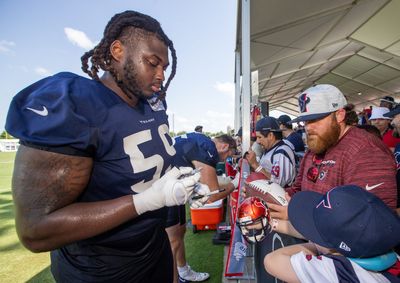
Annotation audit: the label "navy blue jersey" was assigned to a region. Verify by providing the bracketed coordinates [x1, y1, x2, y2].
[285, 131, 305, 152]
[173, 132, 219, 168]
[6, 72, 176, 281]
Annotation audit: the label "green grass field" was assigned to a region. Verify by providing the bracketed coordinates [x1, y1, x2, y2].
[0, 151, 224, 282]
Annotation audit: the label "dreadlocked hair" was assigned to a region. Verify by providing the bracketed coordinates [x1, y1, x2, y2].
[81, 10, 177, 100]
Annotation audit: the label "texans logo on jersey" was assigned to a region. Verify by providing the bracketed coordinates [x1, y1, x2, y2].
[319, 170, 327, 180]
[305, 254, 322, 261]
[394, 151, 400, 170]
[299, 93, 311, 113]
[147, 95, 165, 112]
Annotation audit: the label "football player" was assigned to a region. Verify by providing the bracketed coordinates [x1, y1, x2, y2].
[167, 133, 237, 282]
[6, 11, 202, 283]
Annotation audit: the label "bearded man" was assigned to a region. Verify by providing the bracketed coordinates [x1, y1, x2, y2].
[268, 84, 397, 225]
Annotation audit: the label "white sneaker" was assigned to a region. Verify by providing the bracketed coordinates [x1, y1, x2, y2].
[178, 265, 210, 282]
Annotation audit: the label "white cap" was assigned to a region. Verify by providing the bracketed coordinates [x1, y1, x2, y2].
[369, 106, 391, 120]
[291, 84, 347, 123]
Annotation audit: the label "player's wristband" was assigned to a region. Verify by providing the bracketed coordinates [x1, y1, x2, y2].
[255, 165, 263, 173]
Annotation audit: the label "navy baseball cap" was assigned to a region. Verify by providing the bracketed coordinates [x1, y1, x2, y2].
[380, 96, 395, 105]
[384, 105, 400, 118]
[288, 185, 400, 258]
[291, 84, 347, 123]
[277, 115, 292, 125]
[255, 117, 282, 133]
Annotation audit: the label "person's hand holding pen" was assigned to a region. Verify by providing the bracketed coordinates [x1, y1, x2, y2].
[191, 188, 226, 200]
[176, 167, 213, 208]
[189, 185, 226, 208]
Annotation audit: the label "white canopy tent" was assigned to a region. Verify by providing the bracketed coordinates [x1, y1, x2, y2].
[235, 0, 400, 151]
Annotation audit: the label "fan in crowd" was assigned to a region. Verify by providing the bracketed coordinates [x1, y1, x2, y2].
[265, 185, 400, 283]
[380, 95, 396, 110]
[263, 84, 397, 246]
[244, 117, 297, 189]
[369, 106, 400, 151]
[384, 105, 400, 212]
[277, 114, 305, 153]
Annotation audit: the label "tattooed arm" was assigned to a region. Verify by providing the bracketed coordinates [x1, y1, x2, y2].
[12, 145, 137, 252]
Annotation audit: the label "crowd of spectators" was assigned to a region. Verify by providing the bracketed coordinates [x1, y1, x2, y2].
[235, 86, 399, 282]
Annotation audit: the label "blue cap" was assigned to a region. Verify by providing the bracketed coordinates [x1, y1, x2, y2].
[278, 114, 292, 126]
[288, 185, 400, 258]
[380, 96, 395, 105]
[255, 117, 281, 133]
[384, 105, 400, 118]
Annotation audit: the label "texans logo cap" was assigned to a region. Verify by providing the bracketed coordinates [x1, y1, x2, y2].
[291, 84, 347, 123]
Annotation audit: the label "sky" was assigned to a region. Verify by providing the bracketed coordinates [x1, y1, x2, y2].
[0, 0, 243, 134]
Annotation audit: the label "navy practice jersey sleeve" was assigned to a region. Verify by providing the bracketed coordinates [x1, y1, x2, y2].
[173, 132, 219, 168]
[5, 72, 114, 156]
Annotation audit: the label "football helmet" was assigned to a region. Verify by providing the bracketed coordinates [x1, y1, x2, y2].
[236, 197, 271, 243]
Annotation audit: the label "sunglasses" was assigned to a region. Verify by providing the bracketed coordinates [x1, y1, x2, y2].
[306, 154, 324, 182]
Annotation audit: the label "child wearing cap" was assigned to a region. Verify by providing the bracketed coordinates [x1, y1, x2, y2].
[264, 185, 400, 283]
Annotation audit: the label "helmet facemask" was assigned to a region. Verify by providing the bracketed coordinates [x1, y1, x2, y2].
[237, 197, 271, 244]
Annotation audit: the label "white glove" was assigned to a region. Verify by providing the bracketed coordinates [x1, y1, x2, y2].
[133, 167, 200, 215]
[230, 172, 240, 189]
[217, 174, 232, 186]
[189, 183, 211, 209]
